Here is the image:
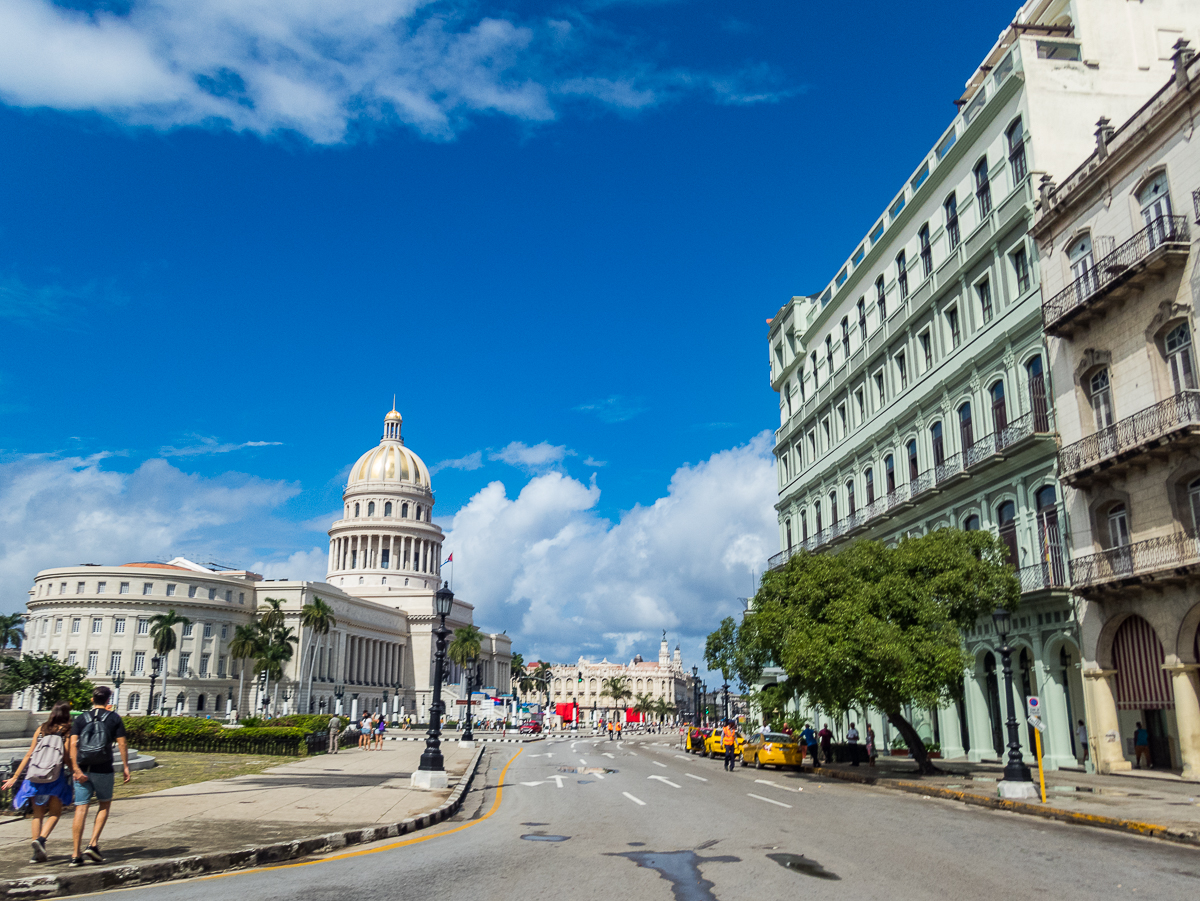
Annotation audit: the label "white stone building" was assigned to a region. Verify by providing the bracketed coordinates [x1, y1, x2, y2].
[17, 409, 511, 721]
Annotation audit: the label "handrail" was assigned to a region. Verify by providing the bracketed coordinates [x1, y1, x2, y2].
[1070, 530, 1200, 588]
[1058, 390, 1200, 478]
[1043, 215, 1190, 327]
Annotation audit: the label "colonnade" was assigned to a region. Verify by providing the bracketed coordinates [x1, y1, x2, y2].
[342, 634, 404, 687]
[329, 533, 439, 575]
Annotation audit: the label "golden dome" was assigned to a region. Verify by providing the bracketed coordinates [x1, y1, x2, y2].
[347, 409, 430, 489]
[385, 410, 402, 422]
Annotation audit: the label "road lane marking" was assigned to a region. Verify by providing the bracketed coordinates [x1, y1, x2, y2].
[684, 774, 707, 782]
[754, 779, 802, 792]
[520, 781, 547, 786]
[623, 792, 646, 806]
[675, 755, 691, 761]
[747, 793, 793, 808]
[594, 773, 605, 779]
[580, 758, 588, 764]
[549, 775, 566, 788]
[603, 753, 616, 759]
[648, 775, 681, 788]
[652, 761, 667, 768]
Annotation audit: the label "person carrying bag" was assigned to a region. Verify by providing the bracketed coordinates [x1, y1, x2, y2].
[2, 701, 75, 863]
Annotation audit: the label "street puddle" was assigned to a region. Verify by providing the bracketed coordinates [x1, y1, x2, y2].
[520, 833, 570, 842]
[767, 853, 840, 880]
[613, 850, 739, 901]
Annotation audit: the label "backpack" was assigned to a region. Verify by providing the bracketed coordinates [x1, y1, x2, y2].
[27, 731, 65, 784]
[76, 710, 113, 768]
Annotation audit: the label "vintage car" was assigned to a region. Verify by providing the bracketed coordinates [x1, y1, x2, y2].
[518, 721, 543, 734]
[685, 727, 712, 753]
[703, 728, 746, 758]
[740, 730, 805, 769]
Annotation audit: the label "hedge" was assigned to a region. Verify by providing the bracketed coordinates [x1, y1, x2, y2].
[124, 717, 321, 756]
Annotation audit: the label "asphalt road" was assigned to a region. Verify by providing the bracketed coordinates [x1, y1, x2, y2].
[91, 734, 1200, 900]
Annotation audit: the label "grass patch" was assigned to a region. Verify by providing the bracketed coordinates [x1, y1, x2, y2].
[114, 751, 294, 800]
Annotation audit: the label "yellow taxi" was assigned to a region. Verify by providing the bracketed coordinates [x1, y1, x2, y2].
[740, 730, 805, 770]
[685, 727, 711, 753]
[703, 727, 746, 758]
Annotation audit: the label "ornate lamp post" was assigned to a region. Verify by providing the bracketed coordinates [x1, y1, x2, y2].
[722, 680, 730, 722]
[413, 582, 454, 789]
[281, 688, 291, 717]
[318, 696, 327, 714]
[259, 670, 270, 717]
[392, 680, 402, 724]
[334, 684, 345, 716]
[110, 670, 126, 712]
[148, 656, 162, 716]
[461, 655, 478, 743]
[993, 608, 1034, 797]
[692, 666, 700, 727]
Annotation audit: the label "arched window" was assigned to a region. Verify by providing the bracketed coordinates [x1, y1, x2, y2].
[1138, 171, 1173, 244]
[1089, 370, 1114, 430]
[127, 692, 140, 712]
[1107, 503, 1130, 548]
[918, 224, 932, 277]
[875, 276, 886, 322]
[846, 479, 856, 516]
[1007, 119, 1027, 182]
[176, 692, 186, 712]
[358, 576, 364, 585]
[841, 316, 850, 359]
[825, 334, 834, 371]
[1188, 477, 1200, 533]
[384, 501, 393, 517]
[896, 251, 909, 300]
[906, 439, 919, 481]
[857, 297, 867, 340]
[426, 509, 431, 522]
[864, 467, 875, 504]
[416, 505, 422, 521]
[959, 401, 974, 450]
[815, 501, 823, 533]
[963, 514, 980, 531]
[1166, 324, 1196, 393]
[974, 157, 992, 217]
[1035, 484, 1064, 582]
[401, 503, 409, 518]
[829, 490, 838, 525]
[944, 193, 960, 248]
[197, 694, 206, 712]
[997, 500, 1018, 563]
[367, 501, 375, 516]
[990, 380, 1007, 432]
[1027, 355, 1049, 432]
[786, 519, 793, 550]
[799, 509, 808, 542]
[354, 503, 360, 517]
[930, 422, 944, 467]
[1069, 233, 1095, 294]
[884, 455, 896, 493]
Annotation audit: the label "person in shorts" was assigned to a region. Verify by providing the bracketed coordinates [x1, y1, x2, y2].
[69, 686, 129, 867]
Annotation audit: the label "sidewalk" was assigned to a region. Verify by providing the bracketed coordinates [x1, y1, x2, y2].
[805, 754, 1200, 843]
[0, 740, 478, 883]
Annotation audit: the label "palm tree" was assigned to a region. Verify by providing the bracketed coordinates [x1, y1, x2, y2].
[259, 597, 286, 630]
[601, 676, 632, 725]
[256, 626, 298, 715]
[149, 609, 192, 714]
[448, 625, 484, 694]
[300, 597, 337, 712]
[229, 623, 265, 716]
[533, 661, 553, 712]
[633, 692, 654, 723]
[652, 697, 676, 725]
[507, 653, 524, 718]
[0, 613, 25, 650]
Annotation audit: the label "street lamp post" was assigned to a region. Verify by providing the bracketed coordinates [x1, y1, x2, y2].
[148, 656, 162, 716]
[722, 681, 730, 722]
[413, 582, 454, 789]
[462, 655, 477, 743]
[993, 608, 1035, 797]
[334, 684, 345, 715]
[691, 666, 700, 727]
[392, 680, 402, 724]
[110, 670, 126, 712]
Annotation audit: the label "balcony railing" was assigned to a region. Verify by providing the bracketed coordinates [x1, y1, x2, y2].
[1017, 558, 1070, 593]
[1070, 530, 1200, 589]
[1043, 215, 1190, 330]
[1058, 390, 1200, 481]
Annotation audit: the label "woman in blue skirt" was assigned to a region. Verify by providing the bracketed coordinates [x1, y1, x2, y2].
[3, 701, 75, 863]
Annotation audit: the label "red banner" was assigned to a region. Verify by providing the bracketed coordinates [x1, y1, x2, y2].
[555, 702, 576, 722]
[625, 708, 642, 723]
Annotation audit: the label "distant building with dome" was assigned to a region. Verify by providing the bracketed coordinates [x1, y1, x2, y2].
[15, 409, 511, 721]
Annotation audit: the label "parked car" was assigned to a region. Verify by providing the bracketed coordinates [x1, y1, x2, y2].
[685, 727, 711, 753]
[741, 731, 804, 770]
[703, 729, 746, 759]
[518, 721, 543, 734]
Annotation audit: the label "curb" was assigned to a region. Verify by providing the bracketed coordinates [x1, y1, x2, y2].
[806, 765, 1200, 847]
[383, 735, 537, 744]
[0, 746, 489, 899]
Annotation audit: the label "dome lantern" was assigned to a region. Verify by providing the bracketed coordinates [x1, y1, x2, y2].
[346, 406, 431, 491]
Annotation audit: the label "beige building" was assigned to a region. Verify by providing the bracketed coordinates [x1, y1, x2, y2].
[18, 409, 511, 721]
[1034, 43, 1200, 777]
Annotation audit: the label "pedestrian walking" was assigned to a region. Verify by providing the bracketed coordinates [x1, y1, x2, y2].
[1133, 721, 1151, 768]
[607, 721, 614, 741]
[721, 720, 738, 772]
[847, 722, 861, 766]
[327, 714, 340, 754]
[799, 724, 818, 765]
[818, 723, 834, 764]
[865, 724, 877, 767]
[1075, 719, 1089, 763]
[359, 714, 372, 750]
[615, 720, 622, 740]
[3, 701, 75, 863]
[376, 714, 386, 749]
[69, 686, 130, 867]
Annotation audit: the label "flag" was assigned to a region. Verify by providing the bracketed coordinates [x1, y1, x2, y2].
[445, 553, 453, 563]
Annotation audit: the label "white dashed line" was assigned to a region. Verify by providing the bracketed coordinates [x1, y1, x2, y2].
[580, 758, 588, 765]
[675, 755, 691, 761]
[652, 760, 667, 768]
[685, 774, 708, 782]
[623, 792, 646, 806]
[747, 793, 792, 808]
[754, 779, 803, 792]
[648, 775, 681, 788]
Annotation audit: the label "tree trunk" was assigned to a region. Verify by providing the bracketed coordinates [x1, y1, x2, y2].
[886, 709, 940, 775]
[237, 664, 245, 719]
[304, 634, 317, 713]
[273, 680, 281, 716]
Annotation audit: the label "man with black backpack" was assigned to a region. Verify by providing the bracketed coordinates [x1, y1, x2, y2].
[69, 686, 129, 867]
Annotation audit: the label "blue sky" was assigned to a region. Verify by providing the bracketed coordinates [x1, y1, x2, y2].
[0, 0, 1019, 669]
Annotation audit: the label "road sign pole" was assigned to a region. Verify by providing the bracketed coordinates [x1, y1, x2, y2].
[1034, 727, 1047, 803]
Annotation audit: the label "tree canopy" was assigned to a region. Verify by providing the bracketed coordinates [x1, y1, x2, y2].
[1, 653, 94, 709]
[723, 529, 1019, 774]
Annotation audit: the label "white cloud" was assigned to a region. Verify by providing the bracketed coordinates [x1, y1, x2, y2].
[575, 395, 645, 423]
[0, 0, 797, 143]
[444, 432, 777, 668]
[252, 547, 329, 583]
[489, 441, 572, 469]
[430, 450, 483, 474]
[0, 453, 307, 612]
[159, 436, 283, 456]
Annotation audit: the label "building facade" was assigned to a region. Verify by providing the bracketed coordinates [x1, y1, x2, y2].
[17, 409, 511, 720]
[766, 0, 1200, 770]
[1033, 43, 1200, 777]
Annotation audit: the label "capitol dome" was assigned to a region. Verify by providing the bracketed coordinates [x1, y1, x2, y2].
[347, 408, 431, 490]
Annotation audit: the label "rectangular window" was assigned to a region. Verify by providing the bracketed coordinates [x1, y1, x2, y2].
[142, 582, 152, 596]
[59, 582, 66, 595]
[857, 298, 867, 341]
[97, 581, 106, 594]
[199, 654, 210, 677]
[837, 404, 848, 438]
[203, 623, 213, 638]
[910, 163, 929, 192]
[977, 278, 993, 323]
[975, 158, 992, 218]
[869, 221, 885, 244]
[1012, 248, 1030, 294]
[207, 588, 217, 600]
[166, 583, 176, 597]
[182, 623, 194, 638]
[188, 585, 197, 598]
[889, 194, 906, 221]
[221, 624, 228, 639]
[896, 352, 908, 390]
[821, 418, 831, 449]
[225, 590, 232, 602]
[91, 617, 102, 634]
[947, 307, 961, 348]
[87, 651, 98, 675]
[54, 618, 63, 634]
[76, 582, 85, 594]
[920, 331, 932, 370]
[67, 651, 77, 666]
[119, 582, 130, 595]
[109, 651, 122, 674]
[945, 195, 960, 249]
[855, 389, 865, 423]
[114, 617, 125, 635]
[239, 592, 245, 605]
[133, 651, 146, 675]
[40, 618, 48, 636]
[178, 652, 191, 676]
[874, 371, 885, 407]
[71, 618, 81, 634]
[218, 656, 227, 678]
[137, 618, 149, 636]
[807, 431, 817, 461]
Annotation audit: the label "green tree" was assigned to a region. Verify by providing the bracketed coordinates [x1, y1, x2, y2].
[732, 529, 1018, 775]
[0, 613, 25, 650]
[532, 661, 553, 712]
[259, 597, 286, 630]
[600, 675, 632, 723]
[149, 609, 192, 715]
[229, 623, 265, 716]
[651, 696, 676, 724]
[256, 625, 298, 715]
[0, 653, 94, 709]
[448, 625, 483, 671]
[633, 692, 654, 722]
[300, 596, 337, 712]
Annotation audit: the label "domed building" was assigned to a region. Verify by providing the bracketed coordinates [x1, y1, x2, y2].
[15, 409, 512, 723]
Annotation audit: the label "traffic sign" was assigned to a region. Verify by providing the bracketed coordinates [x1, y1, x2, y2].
[1026, 696, 1040, 717]
[1027, 714, 1046, 733]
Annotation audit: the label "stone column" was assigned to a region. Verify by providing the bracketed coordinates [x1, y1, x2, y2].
[1084, 669, 1131, 773]
[1165, 664, 1200, 781]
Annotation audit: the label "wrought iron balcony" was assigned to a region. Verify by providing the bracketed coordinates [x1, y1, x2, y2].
[1070, 530, 1200, 591]
[1016, 557, 1070, 593]
[1043, 216, 1190, 335]
[1058, 390, 1200, 485]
